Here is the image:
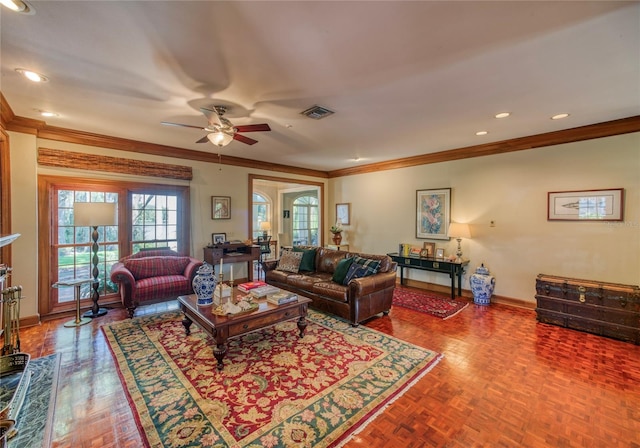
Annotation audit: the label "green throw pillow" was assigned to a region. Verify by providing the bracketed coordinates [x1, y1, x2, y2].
[293, 247, 317, 272]
[332, 257, 354, 284]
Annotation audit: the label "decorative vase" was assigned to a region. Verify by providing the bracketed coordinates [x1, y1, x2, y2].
[192, 262, 216, 306]
[332, 232, 342, 245]
[470, 264, 495, 306]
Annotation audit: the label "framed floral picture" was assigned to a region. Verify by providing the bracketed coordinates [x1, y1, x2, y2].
[211, 196, 231, 220]
[416, 188, 451, 240]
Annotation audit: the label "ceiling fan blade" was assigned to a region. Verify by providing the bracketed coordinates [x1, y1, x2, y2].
[200, 107, 222, 127]
[161, 121, 204, 130]
[234, 124, 271, 133]
[196, 135, 209, 144]
[233, 133, 258, 145]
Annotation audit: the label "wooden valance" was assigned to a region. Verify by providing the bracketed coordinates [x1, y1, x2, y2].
[38, 148, 192, 181]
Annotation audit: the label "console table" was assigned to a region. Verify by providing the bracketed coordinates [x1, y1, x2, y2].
[388, 253, 469, 299]
[204, 243, 261, 282]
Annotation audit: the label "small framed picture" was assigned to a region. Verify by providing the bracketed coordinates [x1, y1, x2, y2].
[336, 203, 350, 225]
[435, 248, 445, 259]
[212, 233, 226, 245]
[212, 196, 231, 220]
[422, 242, 435, 257]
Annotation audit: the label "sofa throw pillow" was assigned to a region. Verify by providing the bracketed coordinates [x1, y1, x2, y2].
[331, 256, 354, 284]
[276, 250, 304, 273]
[353, 256, 381, 274]
[293, 247, 317, 272]
[342, 263, 371, 285]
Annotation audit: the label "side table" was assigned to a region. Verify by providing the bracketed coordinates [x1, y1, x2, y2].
[53, 278, 94, 327]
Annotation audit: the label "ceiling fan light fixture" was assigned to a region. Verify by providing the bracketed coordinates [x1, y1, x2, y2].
[0, 0, 34, 13]
[207, 131, 234, 147]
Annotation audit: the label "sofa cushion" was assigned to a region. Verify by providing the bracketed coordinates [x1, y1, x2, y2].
[293, 247, 317, 272]
[276, 250, 304, 273]
[331, 257, 354, 284]
[311, 281, 349, 302]
[342, 263, 372, 285]
[353, 256, 381, 274]
[134, 275, 191, 301]
[124, 256, 191, 280]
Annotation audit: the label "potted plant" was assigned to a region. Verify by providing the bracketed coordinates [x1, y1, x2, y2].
[330, 221, 343, 244]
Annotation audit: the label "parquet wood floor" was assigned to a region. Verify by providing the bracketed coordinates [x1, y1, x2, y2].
[18, 286, 640, 447]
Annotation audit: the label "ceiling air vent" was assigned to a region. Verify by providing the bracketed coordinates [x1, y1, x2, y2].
[301, 105, 334, 120]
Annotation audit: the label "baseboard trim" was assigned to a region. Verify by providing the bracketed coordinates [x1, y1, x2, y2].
[19, 314, 41, 328]
[396, 278, 535, 310]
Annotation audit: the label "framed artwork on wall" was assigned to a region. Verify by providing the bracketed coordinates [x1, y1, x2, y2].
[416, 188, 451, 240]
[336, 203, 350, 225]
[547, 188, 624, 221]
[211, 196, 231, 220]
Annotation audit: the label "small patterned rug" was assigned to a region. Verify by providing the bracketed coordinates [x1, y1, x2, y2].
[103, 310, 442, 448]
[393, 287, 468, 319]
[8, 353, 61, 448]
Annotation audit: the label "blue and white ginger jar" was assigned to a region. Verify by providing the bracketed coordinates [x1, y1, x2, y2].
[192, 262, 216, 306]
[470, 264, 495, 306]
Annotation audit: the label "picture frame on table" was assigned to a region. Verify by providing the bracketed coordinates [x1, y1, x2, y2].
[212, 233, 227, 245]
[421, 242, 436, 257]
[547, 188, 624, 221]
[435, 248, 445, 259]
[416, 188, 451, 240]
[212, 196, 231, 220]
[336, 203, 351, 225]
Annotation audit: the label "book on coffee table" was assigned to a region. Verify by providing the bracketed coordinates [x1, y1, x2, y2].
[266, 291, 298, 305]
[249, 285, 281, 298]
[237, 281, 267, 292]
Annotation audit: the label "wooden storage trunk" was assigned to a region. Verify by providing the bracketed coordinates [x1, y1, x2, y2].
[535, 274, 640, 344]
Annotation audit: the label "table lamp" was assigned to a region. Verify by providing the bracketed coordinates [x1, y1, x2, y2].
[447, 222, 471, 263]
[259, 221, 271, 239]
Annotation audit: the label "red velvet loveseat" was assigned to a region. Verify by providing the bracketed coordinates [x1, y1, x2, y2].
[110, 248, 202, 318]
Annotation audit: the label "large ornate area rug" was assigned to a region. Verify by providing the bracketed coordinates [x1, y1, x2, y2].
[393, 287, 468, 319]
[103, 310, 441, 448]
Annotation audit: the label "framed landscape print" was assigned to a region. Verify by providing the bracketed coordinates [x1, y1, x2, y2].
[416, 188, 451, 240]
[547, 188, 623, 221]
[211, 196, 231, 220]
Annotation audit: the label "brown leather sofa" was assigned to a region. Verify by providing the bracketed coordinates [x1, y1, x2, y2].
[262, 246, 397, 326]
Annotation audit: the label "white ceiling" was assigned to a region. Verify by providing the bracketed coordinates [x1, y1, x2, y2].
[1, 1, 639, 172]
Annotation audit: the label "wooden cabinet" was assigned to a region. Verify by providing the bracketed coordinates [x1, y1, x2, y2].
[535, 274, 640, 344]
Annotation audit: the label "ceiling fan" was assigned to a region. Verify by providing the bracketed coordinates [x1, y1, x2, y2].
[161, 106, 271, 147]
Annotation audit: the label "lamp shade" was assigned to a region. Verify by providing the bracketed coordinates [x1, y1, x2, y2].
[447, 222, 471, 239]
[74, 202, 117, 227]
[259, 221, 272, 232]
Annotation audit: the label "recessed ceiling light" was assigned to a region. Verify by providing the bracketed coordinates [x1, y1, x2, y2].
[39, 111, 58, 117]
[551, 113, 570, 120]
[476, 131, 488, 136]
[0, 0, 34, 14]
[495, 112, 510, 119]
[16, 68, 48, 83]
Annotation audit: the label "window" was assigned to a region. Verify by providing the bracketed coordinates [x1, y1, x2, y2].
[131, 193, 178, 251]
[55, 190, 119, 304]
[293, 195, 318, 246]
[38, 176, 191, 317]
[252, 192, 272, 239]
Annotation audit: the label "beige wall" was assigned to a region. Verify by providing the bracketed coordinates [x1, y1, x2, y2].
[330, 132, 640, 303]
[8, 131, 639, 318]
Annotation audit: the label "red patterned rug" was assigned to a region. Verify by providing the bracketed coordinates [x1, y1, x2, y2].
[103, 309, 442, 447]
[393, 287, 468, 319]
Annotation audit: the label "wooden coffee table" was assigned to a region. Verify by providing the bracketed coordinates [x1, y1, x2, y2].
[177, 291, 312, 371]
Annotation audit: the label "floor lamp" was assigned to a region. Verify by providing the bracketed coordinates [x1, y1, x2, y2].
[74, 202, 117, 318]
